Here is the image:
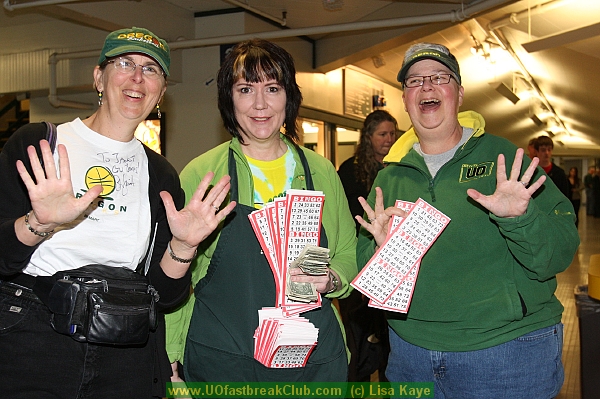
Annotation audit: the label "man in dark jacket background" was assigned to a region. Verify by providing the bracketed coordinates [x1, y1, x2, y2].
[535, 135, 569, 198]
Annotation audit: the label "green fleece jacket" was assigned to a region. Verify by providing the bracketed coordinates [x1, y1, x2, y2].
[357, 111, 579, 351]
[165, 136, 357, 363]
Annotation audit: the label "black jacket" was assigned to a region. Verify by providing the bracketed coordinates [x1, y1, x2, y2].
[548, 162, 570, 199]
[0, 122, 193, 396]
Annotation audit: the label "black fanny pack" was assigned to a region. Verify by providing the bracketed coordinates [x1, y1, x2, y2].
[38, 265, 159, 345]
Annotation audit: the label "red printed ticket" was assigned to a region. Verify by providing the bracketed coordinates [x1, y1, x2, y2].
[352, 198, 450, 312]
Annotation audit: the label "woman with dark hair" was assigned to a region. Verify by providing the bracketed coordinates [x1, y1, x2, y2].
[166, 39, 357, 382]
[337, 110, 397, 382]
[338, 110, 398, 233]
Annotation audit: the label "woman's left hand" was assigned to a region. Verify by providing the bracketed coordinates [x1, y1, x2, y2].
[160, 172, 236, 252]
[466, 148, 546, 218]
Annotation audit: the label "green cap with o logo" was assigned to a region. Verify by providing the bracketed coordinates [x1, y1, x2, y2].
[397, 45, 461, 87]
[98, 27, 170, 76]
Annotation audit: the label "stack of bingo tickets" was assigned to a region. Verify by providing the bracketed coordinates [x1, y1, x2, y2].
[248, 189, 327, 367]
[253, 308, 319, 368]
[351, 198, 450, 313]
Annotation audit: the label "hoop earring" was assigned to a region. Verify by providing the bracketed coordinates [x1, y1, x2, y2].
[156, 103, 161, 119]
[98, 91, 103, 107]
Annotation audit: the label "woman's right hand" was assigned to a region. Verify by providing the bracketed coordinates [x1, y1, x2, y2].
[356, 187, 406, 247]
[16, 140, 103, 239]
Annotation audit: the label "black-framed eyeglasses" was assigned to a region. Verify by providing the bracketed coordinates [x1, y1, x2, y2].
[404, 73, 454, 88]
[107, 57, 164, 80]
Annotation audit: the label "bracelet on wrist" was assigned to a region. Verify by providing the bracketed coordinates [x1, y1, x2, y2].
[167, 242, 197, 263]
[24, 212, 54, 238]
[325, 271, 339, 294]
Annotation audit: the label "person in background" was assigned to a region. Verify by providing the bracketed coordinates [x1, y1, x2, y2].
[357, 42, 579, 398]
[527, 137, 538, 159]
[534, 135, 569, 198]
[165, 39, 357, 382]
[337, 109, 398, 381]
[0, 27, 234, 398]
[567, 167, 583, 227]
[338, 110, 398, 233]
[584, 165, 595, 216]
[592, 168, 600, 218]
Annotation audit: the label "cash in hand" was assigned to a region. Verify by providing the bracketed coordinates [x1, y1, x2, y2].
[286, 245, 331, 303]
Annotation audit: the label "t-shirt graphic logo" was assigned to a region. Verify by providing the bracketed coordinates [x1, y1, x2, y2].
[459, 162, 494, 183]
[85, 166, 116, 198]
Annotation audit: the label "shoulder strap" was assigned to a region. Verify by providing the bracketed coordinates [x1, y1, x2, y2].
[43, 121, 57, 153]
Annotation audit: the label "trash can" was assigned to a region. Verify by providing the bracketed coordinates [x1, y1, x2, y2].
[574, 285, 600, 399]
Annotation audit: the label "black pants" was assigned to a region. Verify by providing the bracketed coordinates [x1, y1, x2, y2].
[338, 290, 390, 382]
[0, 281, 158, 399]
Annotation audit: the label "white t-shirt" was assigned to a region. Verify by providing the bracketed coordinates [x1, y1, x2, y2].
[24, 118, 151, 276]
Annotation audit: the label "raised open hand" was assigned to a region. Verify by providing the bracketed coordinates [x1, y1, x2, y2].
[356, 187, 407, 247]
[466, 148, 546, 218]
[16, 140, 103, 231]
[160, 172, 236, 251]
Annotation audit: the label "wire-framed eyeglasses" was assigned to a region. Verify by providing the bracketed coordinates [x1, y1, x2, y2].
[107, 57, 164, 80]
[404, 73, 455, 88]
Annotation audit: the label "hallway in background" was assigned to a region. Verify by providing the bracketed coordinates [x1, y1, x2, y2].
[556, 205, 600, 399]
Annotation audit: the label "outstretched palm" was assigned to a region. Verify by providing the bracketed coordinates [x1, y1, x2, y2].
[467, 148, 546, 218]
[16, 140, 103, 229]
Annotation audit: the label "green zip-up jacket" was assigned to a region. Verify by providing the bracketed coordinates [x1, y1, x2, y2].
[165, 136, 357, 363]
[357, 111, 579, 351]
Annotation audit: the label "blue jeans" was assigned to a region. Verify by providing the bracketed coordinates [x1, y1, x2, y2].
[386, 324, 564, 399]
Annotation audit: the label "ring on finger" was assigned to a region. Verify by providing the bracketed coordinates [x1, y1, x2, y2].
[519, 180, 528, 186]
[212, 204, 219, 211]
[368, 216, 376, 223]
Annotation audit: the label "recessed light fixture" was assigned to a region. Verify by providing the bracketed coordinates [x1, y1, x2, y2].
[490, 82, 520, 104]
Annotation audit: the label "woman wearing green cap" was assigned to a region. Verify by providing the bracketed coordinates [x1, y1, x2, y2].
[0, 27, 234, 398]
[356, 42, 578, 398]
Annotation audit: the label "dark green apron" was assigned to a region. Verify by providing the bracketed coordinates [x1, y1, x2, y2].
[183, 147, 347, 382]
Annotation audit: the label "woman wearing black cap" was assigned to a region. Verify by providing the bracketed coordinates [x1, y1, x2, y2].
[0, 27, 234, 398]
[356, 43, 579, 398]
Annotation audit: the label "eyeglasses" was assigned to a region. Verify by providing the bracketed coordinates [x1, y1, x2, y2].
[107, 57, 164, 80]
[404, 73, 454, 88]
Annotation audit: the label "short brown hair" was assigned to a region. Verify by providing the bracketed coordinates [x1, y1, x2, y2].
[534, 135, 554, 150]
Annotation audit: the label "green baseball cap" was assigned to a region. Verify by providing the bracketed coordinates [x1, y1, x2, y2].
[98, 27, 170, 76]
[397, 44, 461, 87]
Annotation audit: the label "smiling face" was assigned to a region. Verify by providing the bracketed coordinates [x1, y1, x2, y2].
[402, 59, 464, 154]
[94, 53, 166, 127]
[233, 78, 287, 146]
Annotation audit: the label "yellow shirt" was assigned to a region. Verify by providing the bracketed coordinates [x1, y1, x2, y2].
[246, 147, 296, 208]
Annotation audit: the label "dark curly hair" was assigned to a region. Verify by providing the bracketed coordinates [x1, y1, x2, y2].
[217, 39, 302, 144]
[354, 110, 398, 191]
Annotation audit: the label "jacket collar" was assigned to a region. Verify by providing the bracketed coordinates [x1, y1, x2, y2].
[383, 110, 486, 163]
